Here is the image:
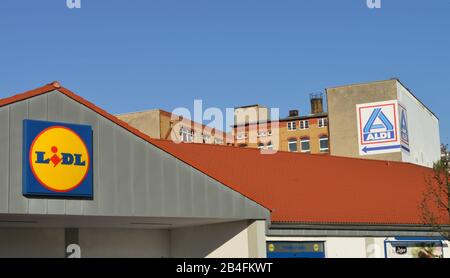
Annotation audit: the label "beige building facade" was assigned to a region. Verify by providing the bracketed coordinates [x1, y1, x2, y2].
[117, 109, 227, 145]
[326, 79, 440, 167]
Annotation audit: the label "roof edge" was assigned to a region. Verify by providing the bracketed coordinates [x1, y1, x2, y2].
[0, 81, 60, 108]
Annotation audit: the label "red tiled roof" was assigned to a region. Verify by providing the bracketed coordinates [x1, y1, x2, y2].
[1, 82, 445, 225]
[149, 140, 445, 225]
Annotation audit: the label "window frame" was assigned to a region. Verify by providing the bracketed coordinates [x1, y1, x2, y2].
[299, 120, 310, 130]
[287, 121, 297, 131]
[180, 127, 193, 143]
[319, 136, 329, 152]
[236, 132, 248, 140]
[300, 137, 311, 153]
[288, 138, 298, 152]
[318, 118, 328, 128]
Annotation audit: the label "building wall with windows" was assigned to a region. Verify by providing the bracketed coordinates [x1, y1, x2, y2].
[232, 99, 329, 154]
[232, 116, 329, 154]
[233, 122, 275, 150]
[278, 115, 329, 154]
[117, 109, 227, 145]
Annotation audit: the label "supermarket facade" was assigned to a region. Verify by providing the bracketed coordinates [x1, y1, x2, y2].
[0, 82, 448, 258]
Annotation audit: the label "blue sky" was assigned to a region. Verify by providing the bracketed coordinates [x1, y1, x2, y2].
[0, 0, 449, 143]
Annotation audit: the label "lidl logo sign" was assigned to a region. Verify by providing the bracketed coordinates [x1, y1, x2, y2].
[23, 120, 93, 198]
[356, 100, 407, 155]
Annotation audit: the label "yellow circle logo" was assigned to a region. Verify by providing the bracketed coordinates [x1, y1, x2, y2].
[313, 244, 319, 252]
[268, 244, 275, 252]
[29, 126, 90, 192]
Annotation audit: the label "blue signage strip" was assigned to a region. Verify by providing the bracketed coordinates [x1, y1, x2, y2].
[362, 144, 401, 154]
[267, 241, 325, 258]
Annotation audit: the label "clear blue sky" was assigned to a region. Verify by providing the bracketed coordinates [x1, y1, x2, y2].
[0, 0, 449, 143]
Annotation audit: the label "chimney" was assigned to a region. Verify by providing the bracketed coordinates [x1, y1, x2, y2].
[310, 93, 324, 114]
[289, 110, 299, 117]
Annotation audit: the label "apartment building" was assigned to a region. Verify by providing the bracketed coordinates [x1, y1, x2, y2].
[232, 94, 329, 154]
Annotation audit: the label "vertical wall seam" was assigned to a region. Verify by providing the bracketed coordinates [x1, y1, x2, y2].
[7, 106, 10, 213]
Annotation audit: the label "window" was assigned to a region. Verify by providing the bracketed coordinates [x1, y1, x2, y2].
[180, 127, 193, 142]
[287, 121, 296, 131]
[288, 138, 298, 152]
[267, 130, 272, 136]
[237, 133, 247, 140]
[319, 136, 329, 152]
[257, 131, 267, 137]
[267, 141, 273, 150]
[299, 120, 309, 130]
[318, 118, 328, 128]
[300, 137, 310, 153]
[258, 143, 264, 150]
[214, 138, 223, 145]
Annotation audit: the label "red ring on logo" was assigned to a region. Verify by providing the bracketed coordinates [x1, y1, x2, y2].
[29, 125, 90, 193]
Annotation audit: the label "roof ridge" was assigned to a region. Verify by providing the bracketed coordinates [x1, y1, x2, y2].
[153, 138, 429, 169]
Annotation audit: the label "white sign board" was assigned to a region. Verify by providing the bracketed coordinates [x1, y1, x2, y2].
[356, 100, 404, 156]
[385, 241, 443, 258]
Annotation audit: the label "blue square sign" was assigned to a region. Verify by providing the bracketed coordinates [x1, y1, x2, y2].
[23, 119, 93, 199]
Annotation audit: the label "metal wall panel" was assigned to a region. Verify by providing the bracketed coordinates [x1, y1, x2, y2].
[1, 90, 269, 221]
[131, 135, 149, 216]
[147, 147, 164, 215]
[176, 159, 194, 217]
[27, 94, 48, 214]
[205, 176, 220, 217]
[115, 127, 134, 216]
[61, 93, 84, 215]
[191, 169, 208, 218]
[46, 92, 66, 214]
[161, 154, 177, 217]
[79, 104, 100, 215]
[0, 107, 9, 213]
[8, 102, 28, 214]
[96, 120, 116, 216]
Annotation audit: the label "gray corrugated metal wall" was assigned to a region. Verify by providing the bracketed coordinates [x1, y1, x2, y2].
[0, 90, 269, 220]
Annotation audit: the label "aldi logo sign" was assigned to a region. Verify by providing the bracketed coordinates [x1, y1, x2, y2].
[362, 106, 396, 143]
[399, 104, 410, 151]
[356, 100, 408, 155]
[23, 120, 93, 199]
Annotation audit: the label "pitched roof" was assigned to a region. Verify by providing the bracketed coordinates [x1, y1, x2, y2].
[1, 82, 443, 225]
[0, 82, 268, 211]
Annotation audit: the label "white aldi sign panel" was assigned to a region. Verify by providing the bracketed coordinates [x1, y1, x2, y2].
[356, 100, 410, 156]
